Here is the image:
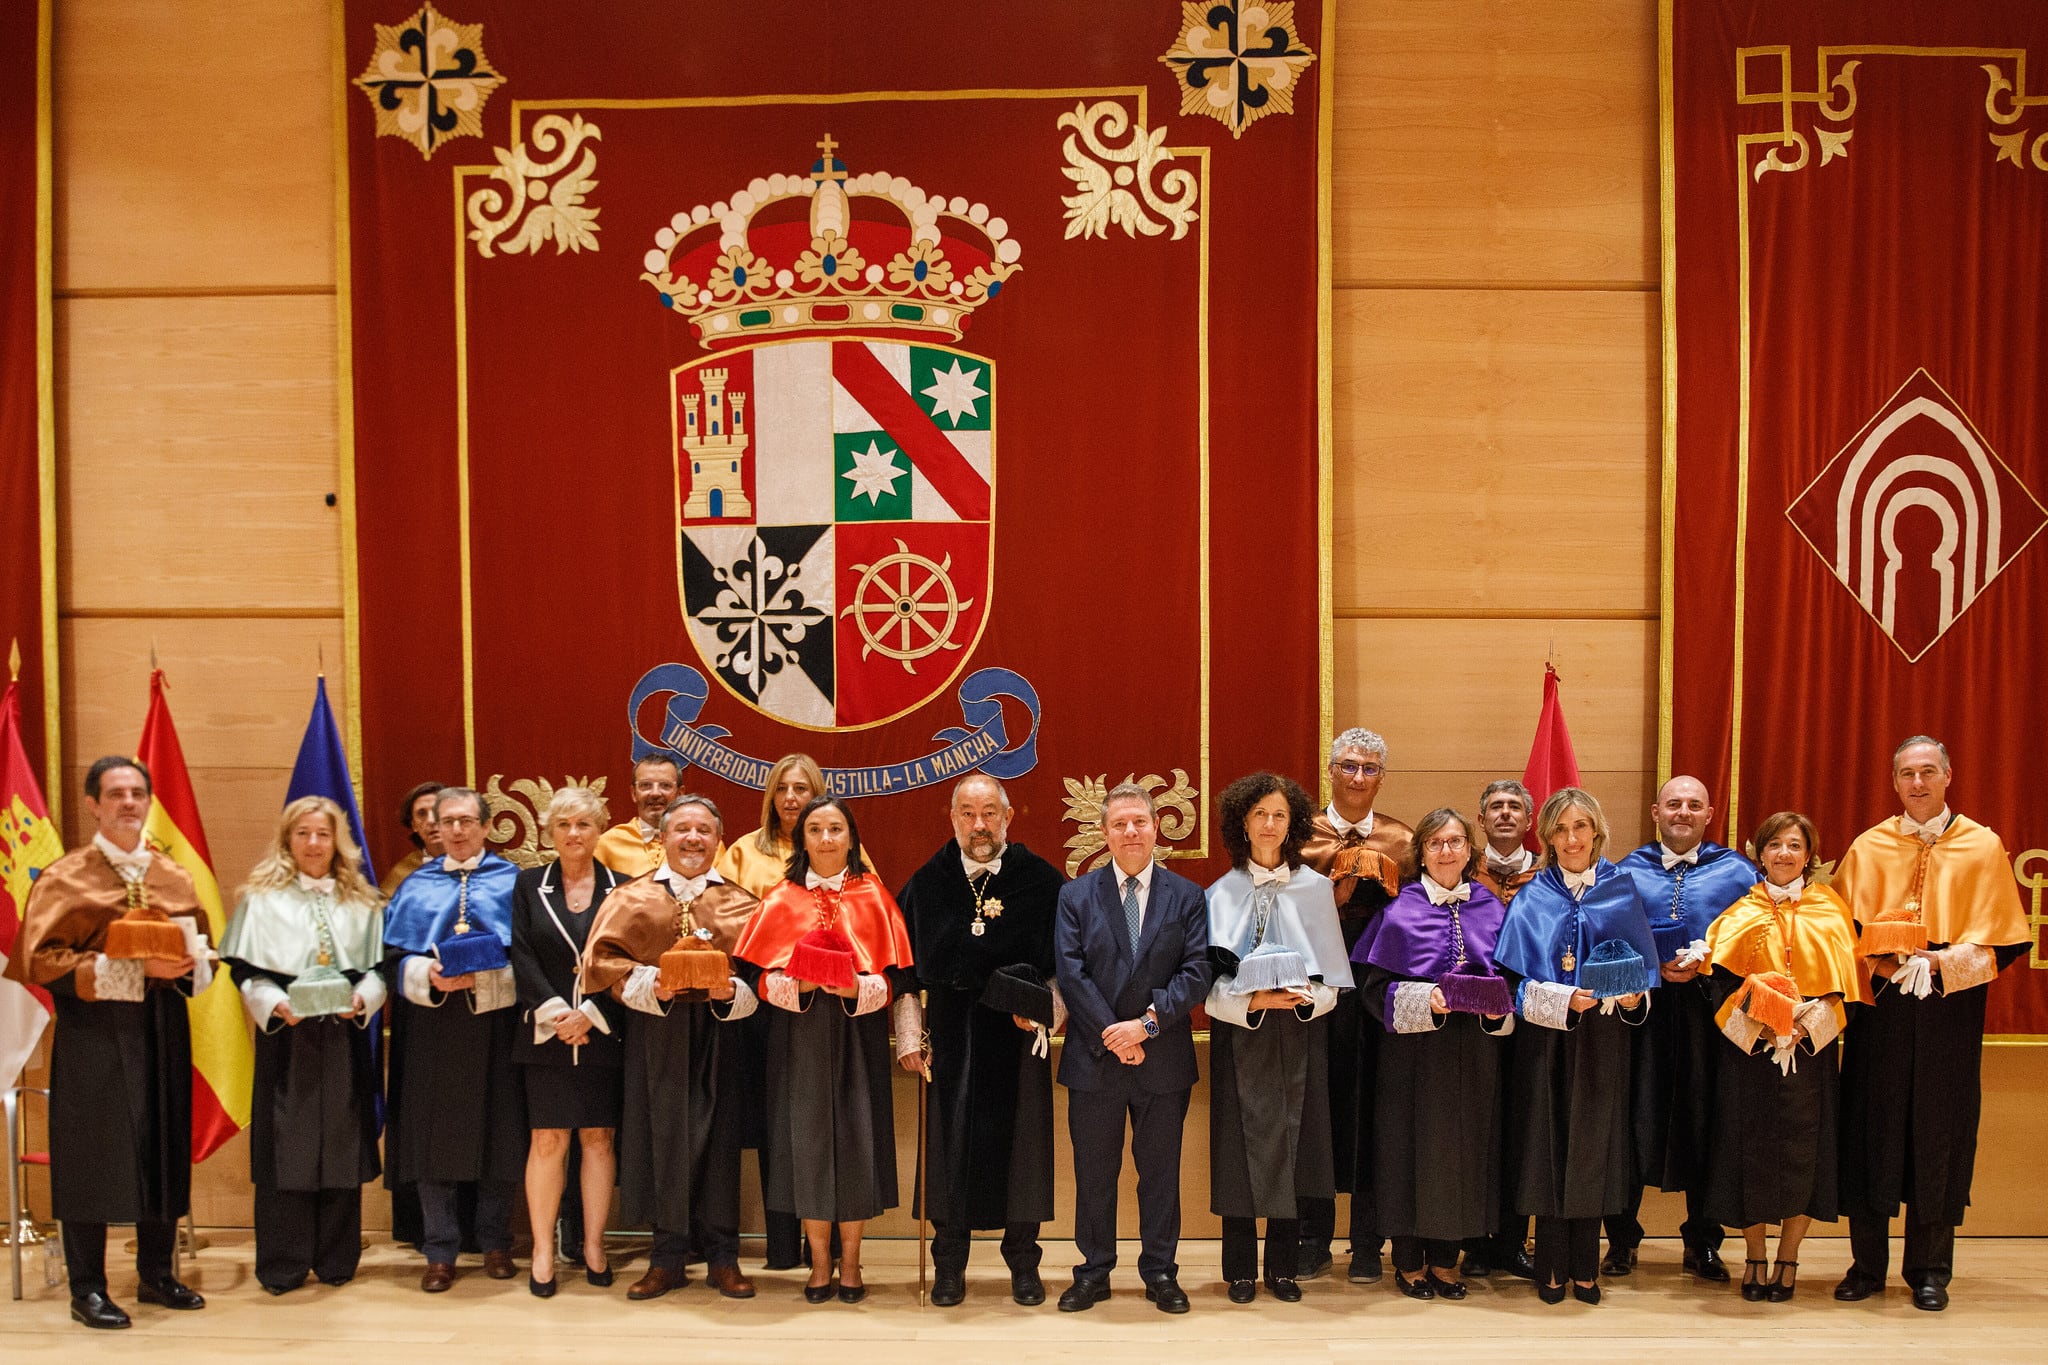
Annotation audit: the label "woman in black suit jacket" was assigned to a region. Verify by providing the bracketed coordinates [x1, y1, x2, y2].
[509, 786, 628, 1295]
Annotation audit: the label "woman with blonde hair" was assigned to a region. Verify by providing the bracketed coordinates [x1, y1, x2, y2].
[509, 785, 628, 1295]
[1493, 786, 1659, 1304]
[220, 795, 387, 1293]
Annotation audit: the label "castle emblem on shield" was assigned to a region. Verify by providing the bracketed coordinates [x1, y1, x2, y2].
[642, 138, 1022, 729]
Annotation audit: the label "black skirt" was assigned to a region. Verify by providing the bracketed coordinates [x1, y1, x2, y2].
[523, 1056, 624, 1130]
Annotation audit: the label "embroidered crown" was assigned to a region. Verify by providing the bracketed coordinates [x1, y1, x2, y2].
[640, 135, 1022, 349]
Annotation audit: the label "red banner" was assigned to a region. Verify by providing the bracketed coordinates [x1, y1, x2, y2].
[0, 0, 56, 820]
[1664, 0, 2048, 1034]
[341, 2, 1330, 883]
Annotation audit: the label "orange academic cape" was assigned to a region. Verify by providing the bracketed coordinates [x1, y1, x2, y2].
[2, 845, 206, 998]
[580, 874, 760, 995]
[1704, 881, 1872, 1040]
[731, 873, 914, 977]
[1831, 815, 2028, 949]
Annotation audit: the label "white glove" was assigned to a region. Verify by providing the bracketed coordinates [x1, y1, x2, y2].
[1771, 1036, 1798, 1076]
[1674, 938, 1711, 970]
[1892, 955, 1933, 999]
[1597, 995, 1622, 1016]
[1030, 1023, 1051, 1059]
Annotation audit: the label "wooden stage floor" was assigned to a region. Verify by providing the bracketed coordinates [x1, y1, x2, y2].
[3, 1233, 2044, 1361]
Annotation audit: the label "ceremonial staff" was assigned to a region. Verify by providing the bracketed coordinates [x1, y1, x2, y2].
[914, 989, 931, 1306]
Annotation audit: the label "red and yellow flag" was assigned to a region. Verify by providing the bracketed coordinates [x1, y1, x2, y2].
[137, 668, 252, 1160]
[0, 670, 60, 1084]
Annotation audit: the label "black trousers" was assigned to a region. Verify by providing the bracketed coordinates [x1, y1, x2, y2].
[418, 1178, 514, 1264]
[1465, 1215, 1531, 1264]
[1221, 1216, 1299, 1282]
[933, 1220, 1041, 1275]
[1297, 1194, 1383, 1258]
[1534, 1215, 1602, 1286]
[1392, 1235, 1461, 1275]
[254, 1185, 362, 1288]
[1850, 1213, 1956, 1288]
[62, 1218, 175, 1298]
[1067, 1086, 1189, 1283]
[652, 1218, 739, 1272]
[1605, 1184, 1724, 1251]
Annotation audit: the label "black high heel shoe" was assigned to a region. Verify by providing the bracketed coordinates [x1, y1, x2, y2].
[803, 1278, 838, 1304]
[585, 1260, 614, 1288]
[1572, 1281, 1601, 1305]
[1767, 1260, 1798, 1303]
[1537, 1279, 1567, 1305]
[1741, 1258, 1769, 1303]
[529, 1271, 559, 1298]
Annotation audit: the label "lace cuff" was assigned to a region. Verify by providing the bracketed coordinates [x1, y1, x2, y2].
[1204, 978, 1255, 1029]
[712, 976, 758, 1021]
[1390, 980, 1443, 1034]
[890, 991, 925, 1061]
[621, 964, 668, 1016]
[1518, 979, 1576, 1031]
[92, 954, 146, 1003]
[469, 965, 517, 1014]
[1795, 995, 1842, 1051]
[850, 972, 891, 1017]
[763, 971, 804, 1012]
[240, 975, 291, 1030]
[1935, 943, 1998, 993]
[1720, 1001, 1768, 1052]
[1050, 980, 1068, 1036]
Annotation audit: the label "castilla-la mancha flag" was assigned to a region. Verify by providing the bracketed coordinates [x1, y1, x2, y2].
[138, 670, 252, 1160]
[0, 674, 59, 1086]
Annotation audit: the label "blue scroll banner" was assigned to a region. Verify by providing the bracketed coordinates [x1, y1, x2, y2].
[627, 662, 1041, 795]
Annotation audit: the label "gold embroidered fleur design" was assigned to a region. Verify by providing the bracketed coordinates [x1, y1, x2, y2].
[1057, 101, 1199, 242]
[794, 231, 865, 286]
[1160, 1, 1316, 139]
[467, 114, 603, 258]
[886, 239, 954, 291]
[482, 774, 609, 867]
[1060, 770, 1201, 876]
[1985, 61, 2048, 171]
[706, 245, 773, 302]
[353, 4, 504, 160]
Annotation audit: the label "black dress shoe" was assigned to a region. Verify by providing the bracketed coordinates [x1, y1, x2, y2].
[1461, 1254, 1493, 1277]
[1145, 1277, 1190, 1313]
[1347, 1251, 1383, 1283]
[70, 1292, 131, 1330]
[1429, 1273, 1467, 1301]
[1498, 1247, 1537, 1280]
[1913, 1282, 1949, 1312]
[1683, 1246, 1731, 1282]
[1297, 1247, 1333, 1281]
[1397, 1272, 1435, 1301]
[1227, 1278, 1256, 1303]
[1263, 1275, 1302, 1303]
[1057, 1278, 1109, 1312]
[529, 1273, 558, 1298]
[804, 1278, 838, 1304]
[1010, 1267, 1045, 1306]
[1833, 1270, 1883, 1302]
[260, 1278, 301, 1296]
[1573, 1281, 1602, 1305]
[1741, 1258, 1770, 1302]
[929, 1267, 966, 1307]
[1537, 1280, 1567, 1305]
[1766, 1260, 1797, 1303]
[838, 1281, 867, 1304]
[1599, 1246, 1635, 1277]
[585, 1262, 614, 1288]
[135, 1276, 206, 1310]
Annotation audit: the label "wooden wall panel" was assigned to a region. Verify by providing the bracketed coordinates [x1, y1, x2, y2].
[59, 295, 342, 612]
[1332, 288, 1658, 614]
[1332, 0, 1658, 285]
[53, 0, 336, 291]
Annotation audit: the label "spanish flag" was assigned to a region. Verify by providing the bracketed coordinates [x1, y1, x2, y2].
[0, 667, 59, 1086]
[137, 669, 252, 1160]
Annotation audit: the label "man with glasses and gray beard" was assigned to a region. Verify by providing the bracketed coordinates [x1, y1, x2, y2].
[1297, 728, 1416, 1283]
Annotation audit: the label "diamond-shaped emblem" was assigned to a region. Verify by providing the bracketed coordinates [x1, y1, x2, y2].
[1787, 369, 2046, 662]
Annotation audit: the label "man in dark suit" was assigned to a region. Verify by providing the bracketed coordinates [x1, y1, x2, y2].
[1053, 783, 1211, 1314]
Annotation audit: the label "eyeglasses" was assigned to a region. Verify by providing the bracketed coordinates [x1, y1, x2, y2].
[1424, 836, 1469, 853]
[1333, 762, 1385, 779]
[439, 815, 481, 830]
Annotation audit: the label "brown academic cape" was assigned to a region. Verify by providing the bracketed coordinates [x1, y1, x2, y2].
[6, 846, 206, 1223]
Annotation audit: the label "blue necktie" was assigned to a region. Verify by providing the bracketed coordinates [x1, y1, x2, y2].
[1122, 874, 1142, 952]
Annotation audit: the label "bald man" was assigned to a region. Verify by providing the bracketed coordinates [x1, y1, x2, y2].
[1609, 777, 1758, 1280]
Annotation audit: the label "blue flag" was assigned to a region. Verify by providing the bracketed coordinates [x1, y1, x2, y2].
[285, 676, 375, 885]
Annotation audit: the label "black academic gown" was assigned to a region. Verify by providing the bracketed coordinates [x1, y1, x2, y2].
[1699, 968, 1844, 1227]
[619, 994, 748, 1236]
[897, 841, 1062, 1231]
[1208, 992, 1336, 1219]
[1360, 965, 1509, 1242]
[382, 960, 527, 1188]
[1503, 977, 1646, 1220]
[46, 978, 196, 1224]
[228, 961, 381, 1193]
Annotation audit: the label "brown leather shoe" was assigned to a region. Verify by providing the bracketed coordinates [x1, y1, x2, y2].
[705, 1263, 756, 1299]
[483, 1251, 518, 1281]
[421, 1263, 456, 1293]
[627, 1265, 686, 1301]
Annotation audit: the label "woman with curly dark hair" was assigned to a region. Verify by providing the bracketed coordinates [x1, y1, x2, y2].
[1203, 772, 1353, 1304]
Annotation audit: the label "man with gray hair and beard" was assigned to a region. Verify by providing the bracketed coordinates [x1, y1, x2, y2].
[896, 773, 1068, 1307]
[1297, 728, 1416, 1283]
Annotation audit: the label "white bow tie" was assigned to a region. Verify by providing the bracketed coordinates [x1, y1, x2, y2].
[445, 854, 483, 874]
[1423, 877, 1471, 907]
[297, 873, 337, 896]
[1765, 878, 1803, 903]
[1327, 808, 1374, 840]
[662, 870, 710, 901]
[1562, 866, 1598, 897]
[962, 852, 1003, 881]
[1249, 863, 1292, 888]
[806, 868, 848, 892]
[1901, 810, 1950, 844]
[1660, 845, 1700, 871]
[94, 834, 152, 882]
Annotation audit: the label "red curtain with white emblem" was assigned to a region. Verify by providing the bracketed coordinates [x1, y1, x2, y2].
[1667, 0, 2048, 1033]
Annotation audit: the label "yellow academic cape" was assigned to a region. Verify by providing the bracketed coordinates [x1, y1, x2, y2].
[1832, 815, 2027, 949]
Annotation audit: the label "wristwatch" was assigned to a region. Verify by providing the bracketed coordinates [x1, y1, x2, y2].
[1141, 1011, 1159, 1039]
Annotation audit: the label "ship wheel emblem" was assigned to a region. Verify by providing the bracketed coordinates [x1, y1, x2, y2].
[840, 539, 975, 673]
